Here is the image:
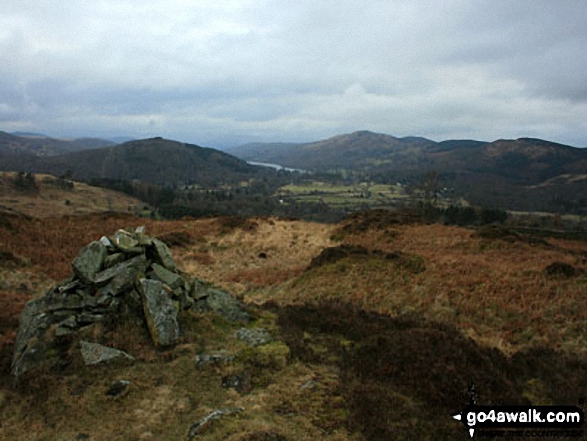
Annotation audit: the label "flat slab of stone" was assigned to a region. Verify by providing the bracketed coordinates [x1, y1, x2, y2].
[151, 263, 183, 289]
[80, 341, 135, 366]
[72, 241, 107, 284]
[138, 279, 179, 347]
[95, 254, 149, 296]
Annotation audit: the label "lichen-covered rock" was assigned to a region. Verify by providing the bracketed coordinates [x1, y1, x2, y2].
[150, 238, 177, 271]
[150, 263, 183, 289]
[235, 328, 272, 346]
[110, 229, 141, 253]
[79, 341, 135, 365]
[195, 351, 235, 368]
[139, 279, 179, 347]
[72, 241, 107, 284]
[11, 297, 53, 378]
[192, 283, 250, 322]
[95, 254, 149, 296]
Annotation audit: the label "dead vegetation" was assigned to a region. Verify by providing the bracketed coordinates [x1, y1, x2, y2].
[0, 208, 586, 440]
[0, 172, 148, 218]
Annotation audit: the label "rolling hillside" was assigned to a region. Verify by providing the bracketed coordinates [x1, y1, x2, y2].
[0, 137, 270, 187]
[231, 131, 587, 213]
[0, 131, 114, 156]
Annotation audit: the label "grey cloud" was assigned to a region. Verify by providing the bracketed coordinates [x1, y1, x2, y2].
[0, 0, 585, 146]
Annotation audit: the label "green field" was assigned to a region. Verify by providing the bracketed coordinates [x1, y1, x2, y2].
[277, 181, 410, 208]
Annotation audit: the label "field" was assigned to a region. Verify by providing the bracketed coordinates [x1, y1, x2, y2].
[277, 181, 410, 209]
[0, 186, 586, 439]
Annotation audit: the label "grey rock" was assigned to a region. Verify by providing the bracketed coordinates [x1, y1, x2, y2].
[110, 229, 140, 252]
[99, 236, 112, 247]
[45, 292, 86, 311]
[195, 351, 235, 368]
[178, 290, 195, 310]
[187, 408, 244, 440]
[72, 241, 107, 284]
[138, 279, 179, 347]
[11, 298, 53, 378]
[80, 341, 134, 366]
[193, 286, 250, 322]
[150, 263, 184, 289]
[77, 313, 105, 325]
[103, 252, 126, 269]
[58, 279, 80, 294]
[300, 380, 318, 390]
[106, 379, 131, 397]
[56, 315, 78, 329]
[150, 238, 177, 271]
[94, 254, 149, 296]
[222, 372, 251, 393]
[235, 328, 272, 347]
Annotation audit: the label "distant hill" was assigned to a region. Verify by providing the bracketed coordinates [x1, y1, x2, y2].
[230, 131, 587, 213]
[0, 131, 114, 156]
[0, 137, 270, 187]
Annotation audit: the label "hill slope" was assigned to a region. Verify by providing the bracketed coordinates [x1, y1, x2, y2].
[231, 131, 587, 212]
[0, 172, 149, 218]
[1, 214, 586, 440]
[0, 131, 114, 156]
[0, 137, 270, 187]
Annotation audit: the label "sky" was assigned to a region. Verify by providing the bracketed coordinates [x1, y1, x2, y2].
[0, 0, 586, 148]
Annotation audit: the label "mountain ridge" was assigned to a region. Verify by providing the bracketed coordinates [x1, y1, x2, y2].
[0, 130, 115, 156]
[0, 136, 269, 187]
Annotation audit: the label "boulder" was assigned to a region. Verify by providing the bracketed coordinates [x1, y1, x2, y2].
[79, 341, 135, 366]
[139, 279, 180, 348]
[192, 283, 250, 322]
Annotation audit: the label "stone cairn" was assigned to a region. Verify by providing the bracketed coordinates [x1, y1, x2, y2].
[12, 226, 249, 379]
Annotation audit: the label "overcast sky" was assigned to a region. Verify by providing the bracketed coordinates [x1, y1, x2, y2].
[1, 0, 586, 147]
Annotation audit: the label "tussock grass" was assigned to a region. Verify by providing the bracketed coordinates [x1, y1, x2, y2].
[1, 210, 586, 439]
[0, 172, 147, 218]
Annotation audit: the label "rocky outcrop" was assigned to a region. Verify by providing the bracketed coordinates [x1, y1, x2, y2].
[11, 226, 249, 379]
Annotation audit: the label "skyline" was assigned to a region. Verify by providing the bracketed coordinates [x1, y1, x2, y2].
[1, 1, 586, 148]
